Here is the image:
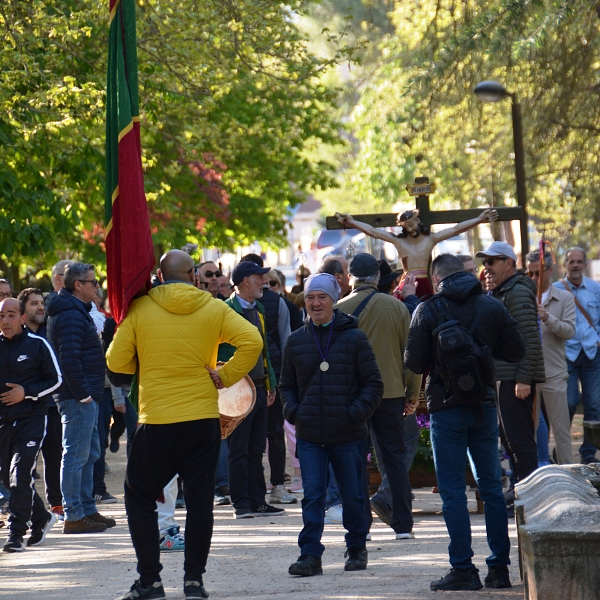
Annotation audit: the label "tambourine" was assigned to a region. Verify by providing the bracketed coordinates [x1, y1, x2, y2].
[216, 362, 256, 439]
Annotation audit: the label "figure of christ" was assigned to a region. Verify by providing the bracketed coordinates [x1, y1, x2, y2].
[335, 208, 498, 297]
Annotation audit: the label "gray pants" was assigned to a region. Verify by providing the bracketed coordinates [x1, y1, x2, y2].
[536, 374, 573, 464]
[373, 412, 419, 503]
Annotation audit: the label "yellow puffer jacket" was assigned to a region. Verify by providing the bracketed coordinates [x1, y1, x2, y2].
[106, 283, 262, 425]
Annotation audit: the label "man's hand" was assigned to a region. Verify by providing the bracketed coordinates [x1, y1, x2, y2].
[515, 383, 531, 399]
[0, 383, 25, 406]
[401, 274, 418, 299]
[404, 398, 419, 416]
[114, 404, 127, 414]
[479, 208, 499, 223]
[267, 390, 276, 407]
[206, 366, 225, 390]
[537, 304, 549, 322]
[335, 212, 355, 228]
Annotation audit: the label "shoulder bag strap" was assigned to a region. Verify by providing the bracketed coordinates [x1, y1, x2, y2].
[560, 279, 594, 328]
[351, 290, 379, 319]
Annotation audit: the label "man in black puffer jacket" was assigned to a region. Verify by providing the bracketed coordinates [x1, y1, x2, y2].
[405, 254, 525, 592]
[47, 262, 113, 535]
[280, 273, 383, 577]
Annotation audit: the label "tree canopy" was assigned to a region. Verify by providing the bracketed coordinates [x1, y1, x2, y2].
[1, 0, 356, 279]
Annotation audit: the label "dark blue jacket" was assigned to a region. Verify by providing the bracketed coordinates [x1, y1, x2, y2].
[280, 309, 383, 445]
[46, 289, 105, 403]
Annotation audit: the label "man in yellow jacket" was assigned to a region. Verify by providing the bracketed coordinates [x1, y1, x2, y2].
[107, 250, 262, 600]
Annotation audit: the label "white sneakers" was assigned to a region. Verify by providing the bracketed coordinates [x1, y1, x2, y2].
[270, 485, 298, 504]
[324, 504, 343, 524]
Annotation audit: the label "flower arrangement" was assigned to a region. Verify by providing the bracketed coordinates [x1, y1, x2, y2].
[411, 413, 435, 474]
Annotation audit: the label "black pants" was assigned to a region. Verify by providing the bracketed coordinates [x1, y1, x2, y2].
[364, 398, 413, 534]
[498, 380, 537, 482]
[267, 391, 286, 486]
[93, 387, 113, 496]
[227, 386, 268, 510]
[40, 406, 63, 507]
[0, 415, 50, 535]
[125, 418, 220, 585]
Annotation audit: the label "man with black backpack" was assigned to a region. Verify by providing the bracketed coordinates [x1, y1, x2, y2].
[405, 254, 525, 592]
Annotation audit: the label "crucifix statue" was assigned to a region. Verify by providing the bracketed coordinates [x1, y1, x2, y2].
[328, 176, 526, 296]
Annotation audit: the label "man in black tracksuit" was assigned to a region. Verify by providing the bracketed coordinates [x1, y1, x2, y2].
[0, 298, 62, 552]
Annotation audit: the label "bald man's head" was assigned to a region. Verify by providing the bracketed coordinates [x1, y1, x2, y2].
[158, 250, 195, 283]
[0, 298, 23, 339]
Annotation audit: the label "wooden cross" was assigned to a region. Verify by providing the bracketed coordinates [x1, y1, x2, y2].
[326, 176, 528, 262]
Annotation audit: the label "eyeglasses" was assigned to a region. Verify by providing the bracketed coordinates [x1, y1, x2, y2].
[202, 270, 222, 279]
[482, 257, 508, 267]
[526, 267, 551, 278]
[268, 280, 280, 287]
[0, 292, 13, 299]
[76, 279, 100, 287]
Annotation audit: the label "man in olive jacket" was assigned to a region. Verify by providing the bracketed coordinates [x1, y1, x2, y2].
[477, 242, 546, 483]
[336, 253, 421, 540]
[280, 274, 383, 576]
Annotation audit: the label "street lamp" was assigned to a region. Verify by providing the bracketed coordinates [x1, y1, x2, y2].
[474, 80, 529, 261]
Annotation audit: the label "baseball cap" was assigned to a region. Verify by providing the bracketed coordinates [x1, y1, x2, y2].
[231, 262, 270, 286]
[475, 241, 517, 262]
[349, 253, 379, 278]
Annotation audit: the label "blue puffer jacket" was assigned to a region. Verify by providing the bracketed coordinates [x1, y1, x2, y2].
[280, 309, 383, 445]
[46, 289, 105, 403]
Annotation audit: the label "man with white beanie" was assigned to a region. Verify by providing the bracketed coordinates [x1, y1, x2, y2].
[280, 273, 383, 576]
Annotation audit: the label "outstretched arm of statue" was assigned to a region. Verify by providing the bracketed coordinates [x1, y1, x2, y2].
[431, 209, 498, 244]
[335, 212, 398, 244]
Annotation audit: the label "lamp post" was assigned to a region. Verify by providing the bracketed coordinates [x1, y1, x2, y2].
[474, 80, 529, 261]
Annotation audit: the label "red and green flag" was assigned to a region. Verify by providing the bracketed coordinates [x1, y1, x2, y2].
[105, 0, 155, 324]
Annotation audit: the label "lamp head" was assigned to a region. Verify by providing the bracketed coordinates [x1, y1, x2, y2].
[474, 80, 510, 103]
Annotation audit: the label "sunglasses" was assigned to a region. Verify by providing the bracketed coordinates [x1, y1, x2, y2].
[482, 257, 508, 267]
[526, 266, 551, 278]
[202, 270, 222, 278]
[268, 280, 280, 287]
[76, 279, 100, 287]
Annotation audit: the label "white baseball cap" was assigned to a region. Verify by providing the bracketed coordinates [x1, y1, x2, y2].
[475, 241, 517, 262]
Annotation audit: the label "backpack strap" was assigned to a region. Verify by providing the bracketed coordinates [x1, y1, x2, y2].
[351, 290, 379, 319]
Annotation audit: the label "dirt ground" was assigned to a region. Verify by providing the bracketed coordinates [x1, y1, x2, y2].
[0, 418, 591, 599]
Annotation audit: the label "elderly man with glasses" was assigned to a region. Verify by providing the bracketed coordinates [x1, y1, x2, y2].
[476, 242, 546, 502]
[196, 262, 223, 299]
[47, 262, 114, 534]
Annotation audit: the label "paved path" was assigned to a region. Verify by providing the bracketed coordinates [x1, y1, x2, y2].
[1, 448, 525, 599]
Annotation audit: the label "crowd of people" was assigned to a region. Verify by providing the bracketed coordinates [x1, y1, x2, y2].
[0, 239, 598, 599]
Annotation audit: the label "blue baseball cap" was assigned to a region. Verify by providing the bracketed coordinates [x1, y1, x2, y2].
[232, 262, 270, 286]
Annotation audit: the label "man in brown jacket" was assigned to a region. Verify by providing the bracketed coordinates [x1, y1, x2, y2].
[477, 242, 546, 486]
[526, 250, 575, 464]
[336, 253, 421, 540]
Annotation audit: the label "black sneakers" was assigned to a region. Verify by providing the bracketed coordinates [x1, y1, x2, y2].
[252, 504, 285, 517]
[289, 554, 323, 576]
[27, 511, 56, 546]
[234, 507, 254, 519]
[344, 547, 368, 571]
[184, 580, 209, 599]
[370, 495, 393, 526]
[430, 567, 483, 591]
[116, 579, 166, 600]
[485, 565, 512, 588]
[3, 532, 25, 553]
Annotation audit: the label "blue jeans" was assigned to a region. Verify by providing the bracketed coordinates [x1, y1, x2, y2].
[431, 405, 510, 570]
[325, 464, 341, 510]
[297, 438, 368, 557]
[123, 397, 138, 456]
[57, 398, 101, 521]
[567, 350, 600, 463]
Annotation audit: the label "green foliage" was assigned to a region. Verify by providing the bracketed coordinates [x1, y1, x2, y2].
[1, 0, 356, 274]
[320, 0, 600, 254]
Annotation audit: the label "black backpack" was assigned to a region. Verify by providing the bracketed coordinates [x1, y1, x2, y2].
[430, 296, 495, 406]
